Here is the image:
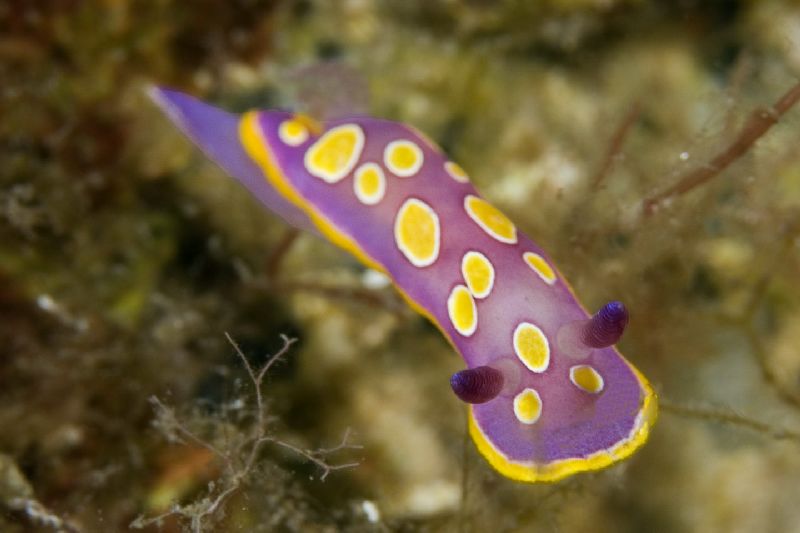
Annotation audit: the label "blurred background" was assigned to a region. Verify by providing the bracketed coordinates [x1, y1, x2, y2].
[2, 1, 800, 531]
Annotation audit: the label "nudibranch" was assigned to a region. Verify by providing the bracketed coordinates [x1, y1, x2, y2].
[150, 87, 657, 482]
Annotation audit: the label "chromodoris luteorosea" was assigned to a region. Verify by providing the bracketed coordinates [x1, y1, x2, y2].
[151, 88, 657, 483]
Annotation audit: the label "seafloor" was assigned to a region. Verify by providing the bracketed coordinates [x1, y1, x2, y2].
[2, 1, 800, 532]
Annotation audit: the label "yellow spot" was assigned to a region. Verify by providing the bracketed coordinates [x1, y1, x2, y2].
[447, 284, 477, 336]
[461, 251, 495, 299]
[353, 163, 386, 205]
[513, 322, 550, 373]
[304, 124, 364, 183]
[570, 365, 604, 394]
[523, 252, 556, 285]
[394, 198, 440, 267]
[464, 195, 517, 244]
[278, 118, 309, 146]
[513, 388, 542, 425]
[384, 140, 423, 177]
[445, 161, 469, 183]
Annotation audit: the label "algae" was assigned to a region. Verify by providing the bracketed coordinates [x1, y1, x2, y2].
[2, 1, 800, 531]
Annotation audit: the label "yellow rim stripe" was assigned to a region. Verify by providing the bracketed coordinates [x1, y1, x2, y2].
[468, 361, 657, 483]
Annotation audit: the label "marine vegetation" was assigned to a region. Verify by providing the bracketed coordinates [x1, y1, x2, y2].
[3, 1, 800, 532]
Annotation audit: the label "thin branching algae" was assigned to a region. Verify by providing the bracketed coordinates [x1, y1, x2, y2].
[130, 334, 361, 532]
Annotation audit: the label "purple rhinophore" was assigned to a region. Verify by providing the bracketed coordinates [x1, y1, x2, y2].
[583, 301, 629, 348]
[450, 366, 504, 404]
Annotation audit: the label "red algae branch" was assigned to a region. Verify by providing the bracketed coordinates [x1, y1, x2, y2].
[643, 80, 800, 215]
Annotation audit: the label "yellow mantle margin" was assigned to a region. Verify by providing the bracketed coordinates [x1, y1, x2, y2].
[469, 363, 658, 483]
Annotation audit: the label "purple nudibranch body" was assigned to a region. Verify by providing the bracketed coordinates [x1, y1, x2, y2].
[150, 87, 657, 482]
